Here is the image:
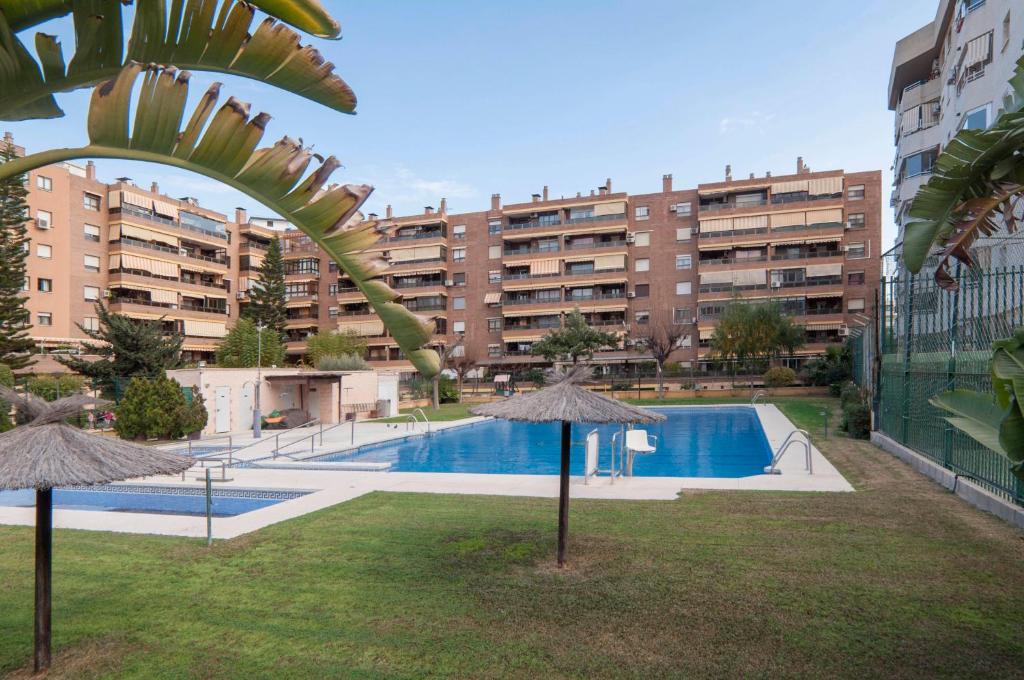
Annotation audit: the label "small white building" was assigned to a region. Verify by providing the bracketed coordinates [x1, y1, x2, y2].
[168, 367, 400, 435]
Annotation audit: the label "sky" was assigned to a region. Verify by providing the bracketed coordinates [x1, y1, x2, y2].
[6, 0, 941, 249]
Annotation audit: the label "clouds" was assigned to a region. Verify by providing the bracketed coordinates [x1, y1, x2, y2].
[718, 111, 776, 136]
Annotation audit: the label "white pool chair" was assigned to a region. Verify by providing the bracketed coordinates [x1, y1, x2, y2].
[584, 430, 599, 485]
[624, 429, 657, 477]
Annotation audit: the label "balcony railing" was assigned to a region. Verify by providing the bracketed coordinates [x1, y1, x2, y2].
[504, 296, 562, 305]
[504, 245, 561, 256]
[770, 250, 842, 261]
[392, 280, 444, 289]
[110, 267, 227, 290]
[505, 218, 563, 231]
[114, 204, 228, 241]
[109, 297, 227, 315]
[403, 302, 447, 312]
[699, 255, 768, 266]
[386, 230, 446, 242]
[699, 198, 768, 212]
[565, 292, 627, 302]
[698, 221, 843, 240]
[564, 239, 627, 251]
[115, 236, 228, 265]
[564, 213, 626, 225]
[564, 267, 625, 277]
[387, 257, 447, 267]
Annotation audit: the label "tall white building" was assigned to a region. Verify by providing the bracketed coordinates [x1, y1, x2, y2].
[888, 0, 1023, 266]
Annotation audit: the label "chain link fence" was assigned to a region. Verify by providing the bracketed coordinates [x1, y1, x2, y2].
[878, 241, 1024, 503]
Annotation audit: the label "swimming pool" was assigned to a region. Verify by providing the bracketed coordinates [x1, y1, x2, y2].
[316, 407, 774, 477]
[0, 485, 307, 517]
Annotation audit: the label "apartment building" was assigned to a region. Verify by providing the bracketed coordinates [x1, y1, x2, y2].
[889, 0, 1023, 261]
[14, 132, 880, 378]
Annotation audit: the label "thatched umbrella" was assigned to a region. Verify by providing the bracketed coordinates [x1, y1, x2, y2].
[471, 367, 664, 567]
[0, 387, 192, 673]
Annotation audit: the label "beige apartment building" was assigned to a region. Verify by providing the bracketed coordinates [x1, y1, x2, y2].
[14, 134, 880, 379]
[889, 0, 1022, 264]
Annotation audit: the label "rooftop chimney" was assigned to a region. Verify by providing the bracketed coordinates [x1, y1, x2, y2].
[490, 193, 501, 210]
[766, 171, 772, 178]
[439, 197, 447, 214]
[234, 207, 248, 224]
[605, 177, 612, 192]
[749, 173, 755, 179]
[590, 189, 595, 196]
[424, 205, 434, 215]
[725, 164, 732, 181]
[542, 185, 549, 201]
[531, 193, 541, 202]
[150, 181, 159, 194]
[85, 160, 96, 180]
[662, 174, 672, 192]
[576, 192, 582, 198]
[368, 212, 378, 221]
[385, 204, 393, 219]
[3, 131, 11, 144]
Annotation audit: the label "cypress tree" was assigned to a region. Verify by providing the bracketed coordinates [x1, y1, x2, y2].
[243, 236, 288, 336]
[0, 142, 35, 369]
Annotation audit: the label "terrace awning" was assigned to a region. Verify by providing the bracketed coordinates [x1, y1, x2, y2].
[805, 263, 843, 277]
[484, 292, 502, 304]
[530, 259, 560, 275]
[183, 320, 228, 338]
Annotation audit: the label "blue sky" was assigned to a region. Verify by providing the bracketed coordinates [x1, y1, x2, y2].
[7, 0, 939, 248]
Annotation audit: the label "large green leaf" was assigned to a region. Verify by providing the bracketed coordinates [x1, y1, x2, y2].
[0, 64, 439, 376]
[999, 396, 1024, 480]
[929, 389, 1006, 455]
[902, 56, 1024, 287]
[0, 0, 354, 121]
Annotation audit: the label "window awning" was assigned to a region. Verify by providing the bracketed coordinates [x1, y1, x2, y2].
[152, 200, 180, 219]
[805, 291, 843, 299]
[771, 179, 808, 194]
[121, 191, 153, 209]
[593, 201, 626, 216]
[484, 291, 502, 304]
[732, 215, 767, 230]
[502, 282, 561, 291]
[699, 328, 716, 340]
[804, 321, 843, 330]
[964, 32, 992, 67]
[807, 176, 842, 195]
[699, 217, 732, 233]
[391, 266, 445, 277]
[699, 270, 734, 284]
[806, 208, 843, 224]
[803, 236, 842, 244]
[338, 320, 385, 336]
[733, 268, 766, 285]
[390, 244, 444, 262]
[770, 212, 805, 229]
[530, 259, 560, 275]
[805, 263, 843, 277]
[183, 320, 227, 338]
[502, 308, 563, 318]
[120, 253, 180, 278]
[594, 253, 626, 270]
[501, 333, 547, 342]
[116, 223, 180, 247]
[493, 374, 510, 383]
[148, 288, 179, 304]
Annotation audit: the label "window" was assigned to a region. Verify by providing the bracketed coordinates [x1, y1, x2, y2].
[634, 206, 650, 220]
[537, 238, 559, 253]
[83, 193, 100, 211]
[675, 254, 692, 269]
[452, 272, 466, 286]
[848, 213, 866, 229]
[36, 244, 52, 259]
[675, 227, 691, 242]
[84, 224, 100, 241]
[633, 231, 650, 247]
[453, 224, 466, 240]
[488, 270, 501, 284]
[847, 184, 865, 200]
[488, 219, 502, 235]
[903, 149, 938, 179]
[674, 202, 692, 217]
[84, 254, 100, 271]
[38, 312, 52, 326]
[328, 307, 339, 318]
[673, 308, 691, 324]
[848, 271, 866, 285]
[34, 209, 51, 229]
[675, 281, 692, 295]
[488, 344, 501, 357]
[22, 277, 29, 291]
[634, 258, 650, 272]
[328, 261, 339, 273]
[452, 247, 466, 263]
[962, 104, 990, 131]
[633, 284, 649, 298]
[634, 310, 650, 325]
[488, 245, 501, 259]
[487, 318, 501, 333]
[35, 175, 52, 191]
[453, 296, 466, 310]
[83, 285, 100, 301]
[83, 317, 100, 332]
[848, 298, 866, 312]
[846, 242, 867, 259]
[453, 321, 466, 334]
[37, 278, 52, 292]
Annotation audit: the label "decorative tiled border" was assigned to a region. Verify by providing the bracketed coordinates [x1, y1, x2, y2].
[63, 484, 307, 501]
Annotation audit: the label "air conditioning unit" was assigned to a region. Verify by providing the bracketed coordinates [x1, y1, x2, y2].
[837, 325, 851, 337]
[102, 288, 111, 298]
[625, 233, 636, 244]
[444, 279, 454, 287]
[626, 291, 636, 298]
[771, 281, 782, 288]
[236, 291, 246, 300]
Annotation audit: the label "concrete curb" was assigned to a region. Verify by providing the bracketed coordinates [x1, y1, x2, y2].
[871, 432, 1024, 530]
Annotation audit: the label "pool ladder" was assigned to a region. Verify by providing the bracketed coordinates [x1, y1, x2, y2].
[405, 408, 431, 436]
[764, 429, 813, 475]
[751, 390, 768, 405]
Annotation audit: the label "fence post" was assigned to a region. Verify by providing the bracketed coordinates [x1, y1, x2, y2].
[943, 262, 962, 469]
[901, 275, 915, 445]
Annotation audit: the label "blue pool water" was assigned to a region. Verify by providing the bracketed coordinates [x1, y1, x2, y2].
[0, 485, 303, 517]
[319, 407, 773, 477]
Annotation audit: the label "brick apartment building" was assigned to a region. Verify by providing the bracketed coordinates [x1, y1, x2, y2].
[13, 133, 880, 379]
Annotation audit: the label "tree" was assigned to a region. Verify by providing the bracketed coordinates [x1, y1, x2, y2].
[710, 302, 805, 377]
[307, 330, 368, 366]
[802, 345, 853, 391]
[432, 337, 464, 408]
[216, 318, 285, 368]
[242, 237, 288, 336]
[115, 377, 208, 441]
[58, 301, 182, 397]
[901, 56, 1024, 288]
[531, 309, 619, 365]
[0, 142, 35, 370]
[636, 321, 688, 399]
[449, 349, 478, 403]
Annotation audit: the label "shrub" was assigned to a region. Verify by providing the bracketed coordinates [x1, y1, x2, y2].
[25, 374, 86, 401]
[306, 330, 367, 366]
[763, 366, 796, 387]
[437, 376, 460, 403]
[839, 381, 861, 409]
[315, 353, 370, 371]
[842, 401, 871, 439]
[802, 346, 852, 388]
[0, 364, 13, 388]
[115, 377, 208, 440]
[524, 368, 547, 386]
[611, 381, 634, 391]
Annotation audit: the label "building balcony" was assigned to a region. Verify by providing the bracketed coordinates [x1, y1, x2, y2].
[285, 270, 320, 281]
[108, 270, 228, 297]
[696, 221, 844, 247]
[285, 316, 320, 329]
[108, 297, 228, 320]
[111, 205, 228, 246]
[386, 258, 448, 272]
[111, 237, 229, 268]
[385, 229, 446, 243]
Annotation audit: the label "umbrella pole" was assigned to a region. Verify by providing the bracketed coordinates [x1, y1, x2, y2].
[557, 420, 571, 568]
[34, 488, 52, 673]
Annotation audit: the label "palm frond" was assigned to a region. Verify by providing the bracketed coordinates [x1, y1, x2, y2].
[0, 64, 439, 376]
[0, 0, 353, 121]
[903, 56, 1024, 288]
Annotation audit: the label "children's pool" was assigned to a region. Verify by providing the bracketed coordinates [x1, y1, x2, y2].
[316, 406, 774, 477]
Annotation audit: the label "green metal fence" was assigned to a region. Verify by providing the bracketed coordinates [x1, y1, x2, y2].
[878, 260, 1024, 503]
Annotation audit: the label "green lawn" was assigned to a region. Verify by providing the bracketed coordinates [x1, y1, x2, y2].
[2, 398, 1024, 678]
[374, 402, 475, 423]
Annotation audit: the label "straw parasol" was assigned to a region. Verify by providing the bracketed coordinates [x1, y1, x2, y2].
[471, 366, 665, 567]
[0, 387, 192, 673]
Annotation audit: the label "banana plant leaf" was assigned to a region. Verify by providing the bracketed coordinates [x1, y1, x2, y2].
[930, 389, 1007, 455]
[902, 56, 1024, 289]
[0, 64, 439, 376]
[0, 0, 353, 121]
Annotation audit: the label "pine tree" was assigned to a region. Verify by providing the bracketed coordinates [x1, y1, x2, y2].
[243, 236, 287, 336]
[0, 142, 35, 369]
[58, 301, 183, 397]
[216, 317, 285, 368]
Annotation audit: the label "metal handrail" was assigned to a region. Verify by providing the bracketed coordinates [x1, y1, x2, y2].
[751, 390, 768, 405]
[272, 421, 347, 460]
[413, 408, 431, 436]
[220, 418, 322, 463]
[764, 429, 812, 475]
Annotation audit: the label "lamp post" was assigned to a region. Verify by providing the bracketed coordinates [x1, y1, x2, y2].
[252, 320, 264, 439]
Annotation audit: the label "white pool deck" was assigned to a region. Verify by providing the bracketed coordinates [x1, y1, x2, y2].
[0, 404, 852, 539]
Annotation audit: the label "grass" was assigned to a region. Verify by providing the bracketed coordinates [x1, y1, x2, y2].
[374, 402, 474, 422]
[2, 397, 1024, 678]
